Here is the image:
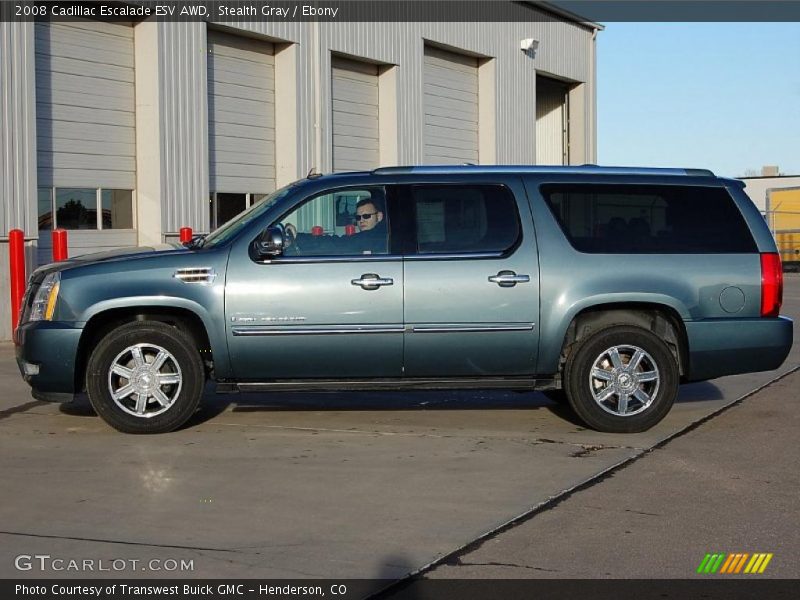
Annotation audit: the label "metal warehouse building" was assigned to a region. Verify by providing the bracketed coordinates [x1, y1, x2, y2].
[0, 3, 600, 340]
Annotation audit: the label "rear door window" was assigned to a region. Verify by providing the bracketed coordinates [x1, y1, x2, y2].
[540, 184, 757, 253]
[409, 184, 520, 255]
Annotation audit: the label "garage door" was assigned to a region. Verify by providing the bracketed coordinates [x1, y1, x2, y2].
[536, 76, 569, 165]
[331, 56, 379, 172]
[423, 46, 479, 165]
[35, 20, 136, 190]
[207, 30, 275, 194]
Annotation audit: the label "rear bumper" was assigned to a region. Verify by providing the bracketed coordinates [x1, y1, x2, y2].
[685, 316, 793, 381]
[15, 320, 83, 396]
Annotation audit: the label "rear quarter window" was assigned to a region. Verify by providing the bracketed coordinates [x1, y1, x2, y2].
[540, 184, 757, 253]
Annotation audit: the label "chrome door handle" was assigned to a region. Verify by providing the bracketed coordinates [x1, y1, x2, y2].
[351, 273, 394, 290]
[488, 271, 530, 288]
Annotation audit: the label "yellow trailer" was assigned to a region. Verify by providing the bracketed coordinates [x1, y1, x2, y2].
[767, 187, 800, 263]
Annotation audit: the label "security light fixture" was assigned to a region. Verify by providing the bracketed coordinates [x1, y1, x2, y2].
[521, 38, 539, 52]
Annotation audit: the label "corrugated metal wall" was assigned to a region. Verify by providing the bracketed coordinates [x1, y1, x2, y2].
[0, 21, 37, 238]
[1, 17, 37, 341]
[156, 22, 210, 234]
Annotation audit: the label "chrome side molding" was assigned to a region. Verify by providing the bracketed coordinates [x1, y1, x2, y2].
[411, 324, 535, 333]
[231, 324, 405, 337]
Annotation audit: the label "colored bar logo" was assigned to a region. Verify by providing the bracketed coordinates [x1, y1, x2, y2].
[697, 553, 773, 574]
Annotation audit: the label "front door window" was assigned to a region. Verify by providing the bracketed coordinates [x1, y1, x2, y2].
[275, 187, 390, 256]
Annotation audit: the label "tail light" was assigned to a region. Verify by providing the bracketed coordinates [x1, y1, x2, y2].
[760, 252, 783, 317]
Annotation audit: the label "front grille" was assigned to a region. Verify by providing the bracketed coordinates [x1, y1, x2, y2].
[173, 267, 217, 285]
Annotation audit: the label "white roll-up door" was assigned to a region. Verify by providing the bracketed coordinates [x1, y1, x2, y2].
[331, 56, 379, 172]
[207, 30, 275, 193]
[423, 46, 479, 165]
[35, 21, 136, 189]
[536, 76, 569, 165]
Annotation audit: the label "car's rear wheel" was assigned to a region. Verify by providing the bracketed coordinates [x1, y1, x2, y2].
[86, 321, 204, 433]
[563, 325, 678, 433]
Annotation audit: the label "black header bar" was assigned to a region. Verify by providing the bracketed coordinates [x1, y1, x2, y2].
[3, 1, 800, 23]
[4, 579, 800, 600]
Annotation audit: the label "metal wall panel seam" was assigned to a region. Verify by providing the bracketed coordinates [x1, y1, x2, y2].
[1, 23, 10, 235]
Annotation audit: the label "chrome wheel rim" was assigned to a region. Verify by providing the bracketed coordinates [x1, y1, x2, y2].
[588, 345, 659, 417]
[107, 343, 182, 418]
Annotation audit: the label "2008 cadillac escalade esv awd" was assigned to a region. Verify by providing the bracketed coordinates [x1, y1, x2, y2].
[15, 166, 792, 434]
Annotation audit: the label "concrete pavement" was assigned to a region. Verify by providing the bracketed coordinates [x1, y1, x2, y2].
[422, 368, 800, 580]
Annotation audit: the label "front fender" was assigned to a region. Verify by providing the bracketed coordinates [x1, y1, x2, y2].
[56, 251, 232, 378]
[79, 296, 232, 378]
[83, 296, 231, 377]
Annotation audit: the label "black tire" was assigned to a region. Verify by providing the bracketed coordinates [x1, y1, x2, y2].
[563, 325, 678, 433]
[86, 321, 205, 434]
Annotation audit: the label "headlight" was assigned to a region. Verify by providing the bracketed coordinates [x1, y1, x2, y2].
[29, 272, 60, 322]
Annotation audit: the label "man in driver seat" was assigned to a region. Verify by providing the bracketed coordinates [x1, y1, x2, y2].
[348, 198, 388, 254]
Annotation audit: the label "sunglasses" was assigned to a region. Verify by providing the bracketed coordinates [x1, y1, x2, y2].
[354, 212, 377, 221]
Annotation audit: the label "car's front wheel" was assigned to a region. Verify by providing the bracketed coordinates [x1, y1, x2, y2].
[86, 321, 204, 433]
[563, 325, 678, 433]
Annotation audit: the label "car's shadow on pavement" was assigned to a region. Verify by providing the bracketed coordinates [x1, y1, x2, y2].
[674, 381, 725, 403]
[58, 381, 724, 431]
[188, 389, 592, 430]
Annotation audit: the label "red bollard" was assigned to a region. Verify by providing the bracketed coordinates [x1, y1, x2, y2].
[311, 226, 323, 236]
[52, 228, 68, 261]
[8, 229, 26, 334]
[179, 227, 193, 244]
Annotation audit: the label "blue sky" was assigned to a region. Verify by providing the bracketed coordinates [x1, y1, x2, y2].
[596, 22, 800, 177]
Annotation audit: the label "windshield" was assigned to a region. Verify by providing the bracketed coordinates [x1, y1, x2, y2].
[201, 183, 298, 248]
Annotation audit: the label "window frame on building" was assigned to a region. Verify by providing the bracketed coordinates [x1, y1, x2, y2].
[37, 186, 135, 232]
[209, 192, 270, 230]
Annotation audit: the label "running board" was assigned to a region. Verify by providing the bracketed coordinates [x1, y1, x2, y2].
[222, 377, 550, 393]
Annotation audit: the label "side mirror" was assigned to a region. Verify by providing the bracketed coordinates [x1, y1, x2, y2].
[255, 225, 285, 258]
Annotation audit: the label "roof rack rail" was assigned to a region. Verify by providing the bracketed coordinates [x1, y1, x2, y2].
[372, 165, 717, 176]
[371, 166, 417, 174]
[368, 165, 719, 178]
[683, 168, 715, 177]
